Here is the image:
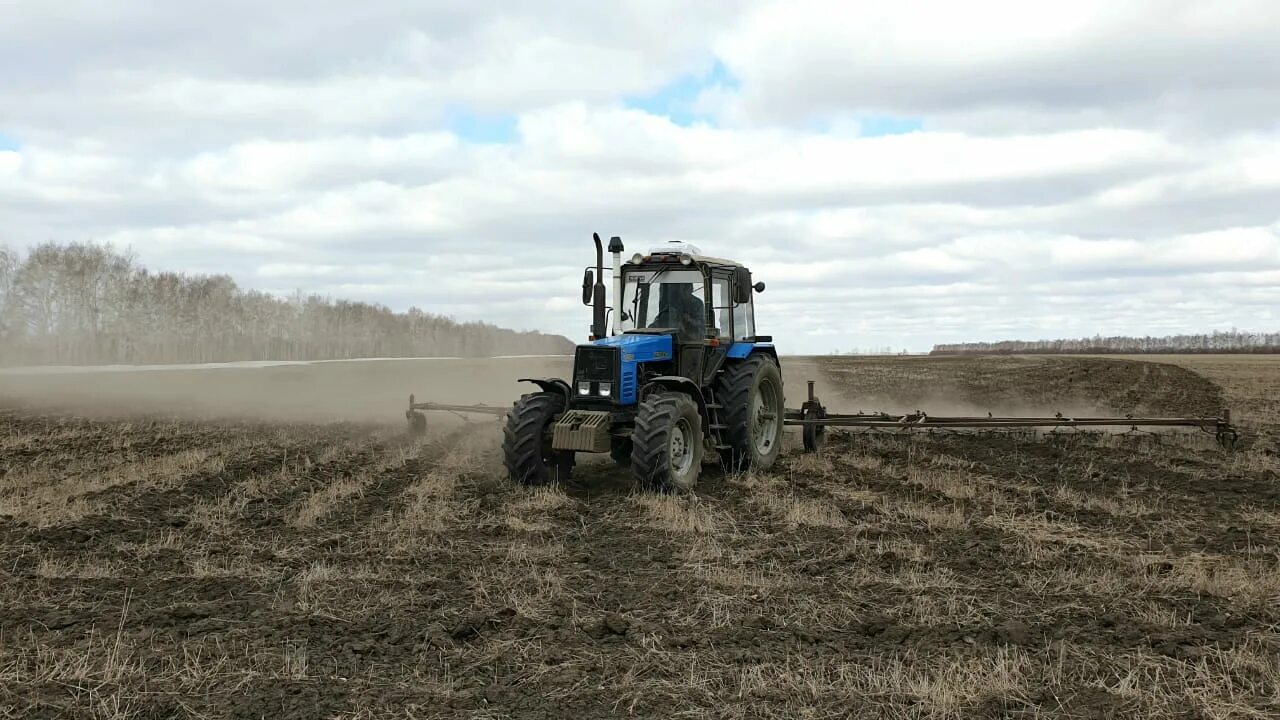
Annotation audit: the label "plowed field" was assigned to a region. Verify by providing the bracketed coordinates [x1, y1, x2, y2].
[2, 355, 1278, 719]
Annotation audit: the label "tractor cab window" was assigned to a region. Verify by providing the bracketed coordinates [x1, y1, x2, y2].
[620, 269, 707, 339]
[711, 277, 732, 342]
[734, 296, 755, 340]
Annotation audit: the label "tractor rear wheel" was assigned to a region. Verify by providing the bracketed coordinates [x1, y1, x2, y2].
[631, 392, 702, 491]
[502, 391, 573, 485]
[715, 355, 784, 473]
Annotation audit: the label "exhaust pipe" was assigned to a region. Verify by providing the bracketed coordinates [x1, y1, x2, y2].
[591, 233, 607, 339]
[608, 236, 624, 335]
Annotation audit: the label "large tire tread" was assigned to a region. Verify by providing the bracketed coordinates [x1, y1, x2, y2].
[502, 392, 571, 485]
[715, 354, 784, 473]
[631, 392, 701, 491]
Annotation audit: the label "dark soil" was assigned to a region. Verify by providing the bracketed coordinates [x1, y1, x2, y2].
[1, 356, 1278, 719]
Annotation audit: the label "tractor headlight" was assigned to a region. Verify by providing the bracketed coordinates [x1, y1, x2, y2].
[577, 381, 591, 396]
[598, 383, 612, 397]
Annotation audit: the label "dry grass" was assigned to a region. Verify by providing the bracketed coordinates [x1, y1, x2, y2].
[1052, 482, 1154, 517]
[905, 467, 982, 501]
[883, 497, 969, 529]
[504, 486, 574, 533]
[661, 649, 1033, 719]
[629, 493, 726, 534]
[465, 562, 568, 619]
[1, 449, 222, 526]
[289, 472, 368, 527]
[34, 556, 124, 579]
[756, 491, 850, 528]
[841, 453, 886, 472]
[385, 438, 483, 539]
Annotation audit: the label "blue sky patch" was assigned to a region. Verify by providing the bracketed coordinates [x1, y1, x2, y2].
[444, 109, 517, 144]
[858, 116, 924, 136]
[0, 132, 19, 151]
[624, 59, 739, 127]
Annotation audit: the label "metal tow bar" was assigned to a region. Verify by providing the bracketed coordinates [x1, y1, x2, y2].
[406, 394, 509, 437]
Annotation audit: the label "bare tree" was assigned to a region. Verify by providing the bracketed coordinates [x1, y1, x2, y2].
[0, 242, 573, 366]
[0, 246, 17, 347]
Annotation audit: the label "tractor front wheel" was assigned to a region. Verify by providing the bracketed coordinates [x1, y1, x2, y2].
[502, 391, 573, 485]
[631, 392, 702, 491]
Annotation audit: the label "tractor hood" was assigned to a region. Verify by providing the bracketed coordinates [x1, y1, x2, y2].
[591, 332, 673, 362]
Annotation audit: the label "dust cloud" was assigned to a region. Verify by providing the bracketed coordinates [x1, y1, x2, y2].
[0, 357, 574, 426]
[1, 355, 1131, 430]
[782, 357, 1115, 420]
[0, 356, 867, 427]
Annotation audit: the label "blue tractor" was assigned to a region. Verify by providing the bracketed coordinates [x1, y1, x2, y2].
[407, 234, 1242, 486]
[504, 233, 783, 490]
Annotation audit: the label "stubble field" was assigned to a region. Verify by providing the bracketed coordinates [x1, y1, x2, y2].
[1, 354, 1278, 719]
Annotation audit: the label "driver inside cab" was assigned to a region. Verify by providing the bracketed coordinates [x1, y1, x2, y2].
[650, 283, 705, 339]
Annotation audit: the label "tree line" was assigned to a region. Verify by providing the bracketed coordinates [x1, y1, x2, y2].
[0, 242, 573, 366]
[932, 330, 1280, 356]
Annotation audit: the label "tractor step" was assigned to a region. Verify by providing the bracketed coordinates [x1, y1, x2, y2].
[710, 423, 728, 431]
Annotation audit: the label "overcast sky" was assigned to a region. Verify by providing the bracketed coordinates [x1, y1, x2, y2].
[2, 1, 1278, 353]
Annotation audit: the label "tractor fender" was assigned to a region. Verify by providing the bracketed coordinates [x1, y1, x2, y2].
[727, 342, 780, 367]
[517, 378, 572, 404]
[640, 376, 710, 428]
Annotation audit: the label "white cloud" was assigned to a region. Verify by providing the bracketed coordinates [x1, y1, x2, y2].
[712, 0, 1280, 132]
[1, 1, 1278, 353]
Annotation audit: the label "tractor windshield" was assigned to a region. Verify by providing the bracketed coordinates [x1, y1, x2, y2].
[620, 269, 707, 339]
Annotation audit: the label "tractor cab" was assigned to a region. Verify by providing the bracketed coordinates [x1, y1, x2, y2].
[586, 244, 772, 403]
[617, 243, 767, 346]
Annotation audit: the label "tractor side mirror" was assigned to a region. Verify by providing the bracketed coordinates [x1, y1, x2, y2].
[582, 269, 594, 306]
[734, 267, 753, 304]
[753, 281, 766, 293]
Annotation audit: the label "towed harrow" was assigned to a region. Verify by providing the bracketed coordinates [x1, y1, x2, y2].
[786, 381, 1239, 451]
[408, 378, 1239, 455]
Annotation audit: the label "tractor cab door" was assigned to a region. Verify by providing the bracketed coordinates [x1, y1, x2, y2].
[697, 271, 735, 384]
[709, 268, 757, 343]
[700, 268, 761, 383]
[671, 273, 715, 383]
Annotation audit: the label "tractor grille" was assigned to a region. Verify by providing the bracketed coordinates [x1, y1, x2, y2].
[620, 363, 638, 403]
[575, 346, 618, 383]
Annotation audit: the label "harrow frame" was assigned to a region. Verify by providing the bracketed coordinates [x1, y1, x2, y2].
[405, 394, 508, 435]
[783, 382, 1240, 450]
[406, 382, 1241, 451]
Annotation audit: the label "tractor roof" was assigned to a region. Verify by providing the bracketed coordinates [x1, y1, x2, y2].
[688, 253, 745, 269]
[626, 250, 746, 271]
